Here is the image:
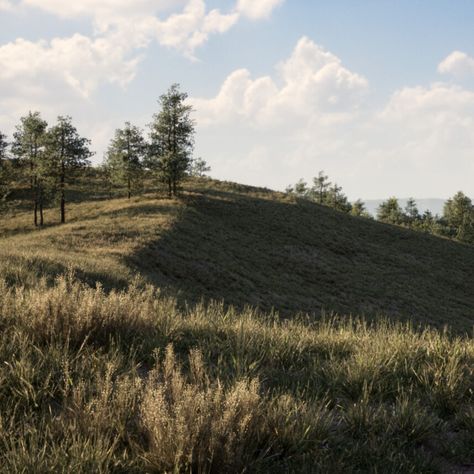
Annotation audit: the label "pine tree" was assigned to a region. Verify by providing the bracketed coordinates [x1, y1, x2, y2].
[148, 84, 195, 197]
[443, 191, 474, 243]
[351, 199, 370, 217]
[105, 122, 146, 199]
[293, 179, 309, 197]
[12, 112, 48, 226]
[404, 198, 420, 227]
[190, 157, 211, 177]
[311, 171, 331, 204]
[377, 197, 404, 225]
[326, 183, 351, 213]
[0, 131, 10, 201]
[46, 116, 92, 223]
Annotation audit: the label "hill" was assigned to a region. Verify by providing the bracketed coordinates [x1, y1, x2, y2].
[1, 177, 474, 472]
[1, 178, 473, 331]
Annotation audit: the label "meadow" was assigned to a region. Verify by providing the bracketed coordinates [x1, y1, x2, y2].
[0, 178, 473, 472]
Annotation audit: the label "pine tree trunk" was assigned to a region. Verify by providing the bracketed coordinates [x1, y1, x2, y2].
[168, 178, 172, 198]
[37, 183, 44, 227]
[32, 169, 38, 226]
[128, 176, 131, 199]
[60, 190, 65, 224]
[60, 161, 66, 224]
[173, 179, 177, 196]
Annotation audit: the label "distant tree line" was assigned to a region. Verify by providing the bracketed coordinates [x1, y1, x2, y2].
[287, 172, 474, 244]
[0, 84, 210, 226]
[286, 171, 371, 218]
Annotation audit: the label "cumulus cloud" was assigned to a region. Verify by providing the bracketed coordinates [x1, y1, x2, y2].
[438, 50, 474, 78]
[193, 37, 368, 126]
[191, 39, 474, 198]
[382, 83, 474, 119]
[236, 0, 284, 20]
[19, 0, 283, 56]
[0, 35, 139, 98]
[151, 0, 239, 57]
[0, 32, 141, 156]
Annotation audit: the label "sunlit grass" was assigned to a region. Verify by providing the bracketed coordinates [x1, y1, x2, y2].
[0, 275, 473, 472]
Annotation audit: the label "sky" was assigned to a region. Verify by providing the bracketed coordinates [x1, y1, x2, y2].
[0, 0, 474, 200]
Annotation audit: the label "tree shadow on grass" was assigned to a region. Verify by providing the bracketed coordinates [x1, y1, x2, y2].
[125, 186, 474, 332]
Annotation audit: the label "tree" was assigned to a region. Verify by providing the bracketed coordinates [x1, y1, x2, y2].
[418, 210, 442, 235]
[0, 131, 10, 201]
[148, 84, 195, 197]
[326, 183, 351, 213]
[404, 198, 420, 227]
[0, 131, 7, 162]
[443, 191, 474, 243]
[293, 179, 309, 197]
[12, 112, 48, 226]
[351, 199, 370, 218]
[105, 122, 146, 199]
[377, 197, 404, 225]
[46, 116, 92, 223]
[190, 157, 211, 177]
[311, 171, 331, 204]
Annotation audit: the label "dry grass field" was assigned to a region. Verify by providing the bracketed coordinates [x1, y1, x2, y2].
[0, 178, 473, 472]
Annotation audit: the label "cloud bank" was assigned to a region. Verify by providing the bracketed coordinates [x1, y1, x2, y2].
[193, 40, 474, 199]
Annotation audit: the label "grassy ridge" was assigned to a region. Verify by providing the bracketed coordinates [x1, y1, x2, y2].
[1, 276, 473, 473]
[2, 178, 473, 330]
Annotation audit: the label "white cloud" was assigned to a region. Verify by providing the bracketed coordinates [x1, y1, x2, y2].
[0, 32, 141, 155]
[193, 37, 368, 126]
[236, 0, 284, 20]
[18, 0, 282, 56]
[382, 83, 474, 119]
[438, 50, 474, 78]
[0, 0, 285, 159]
[0, 35, 139, 98]
[21, 0, 182, 20]
[192, 39, 474, 199]
[0, 0, 12, 11]
[152, 0, 239, 57]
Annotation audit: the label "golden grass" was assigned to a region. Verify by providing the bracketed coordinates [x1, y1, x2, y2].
[0, 275, 473, 472]
[1, 178, 473, 471]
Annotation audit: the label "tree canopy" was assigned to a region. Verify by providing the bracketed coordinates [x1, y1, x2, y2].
[148, 83, 195, 196]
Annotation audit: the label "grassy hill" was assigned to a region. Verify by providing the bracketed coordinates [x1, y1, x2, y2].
[1, 178, 473, 330]
[1, 178, 474, 473]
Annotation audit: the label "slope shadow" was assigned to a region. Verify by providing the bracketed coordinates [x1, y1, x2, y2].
[126, 187, 474, 331]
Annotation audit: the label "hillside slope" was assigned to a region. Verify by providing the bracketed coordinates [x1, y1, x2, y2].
[1, 179, 473, 330]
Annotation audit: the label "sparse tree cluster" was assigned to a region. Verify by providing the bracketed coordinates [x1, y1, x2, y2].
[102, 84, 210, 198]
[8, 112, 92, 226]
[0, 82, 470, 247]
[0, 84, 211, 226]
[286, 171, 368, 216]
[287, 172, 473, 244]
[376, 193, 474, 243]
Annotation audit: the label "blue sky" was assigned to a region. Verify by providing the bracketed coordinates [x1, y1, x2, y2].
[1, 0, 473, 199]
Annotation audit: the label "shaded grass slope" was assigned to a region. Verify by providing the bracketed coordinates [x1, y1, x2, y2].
[1, 178, 473, 330]
[129, 180, 474, 331]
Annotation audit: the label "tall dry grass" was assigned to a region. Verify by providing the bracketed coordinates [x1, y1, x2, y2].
[0, 275, 473, 472]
